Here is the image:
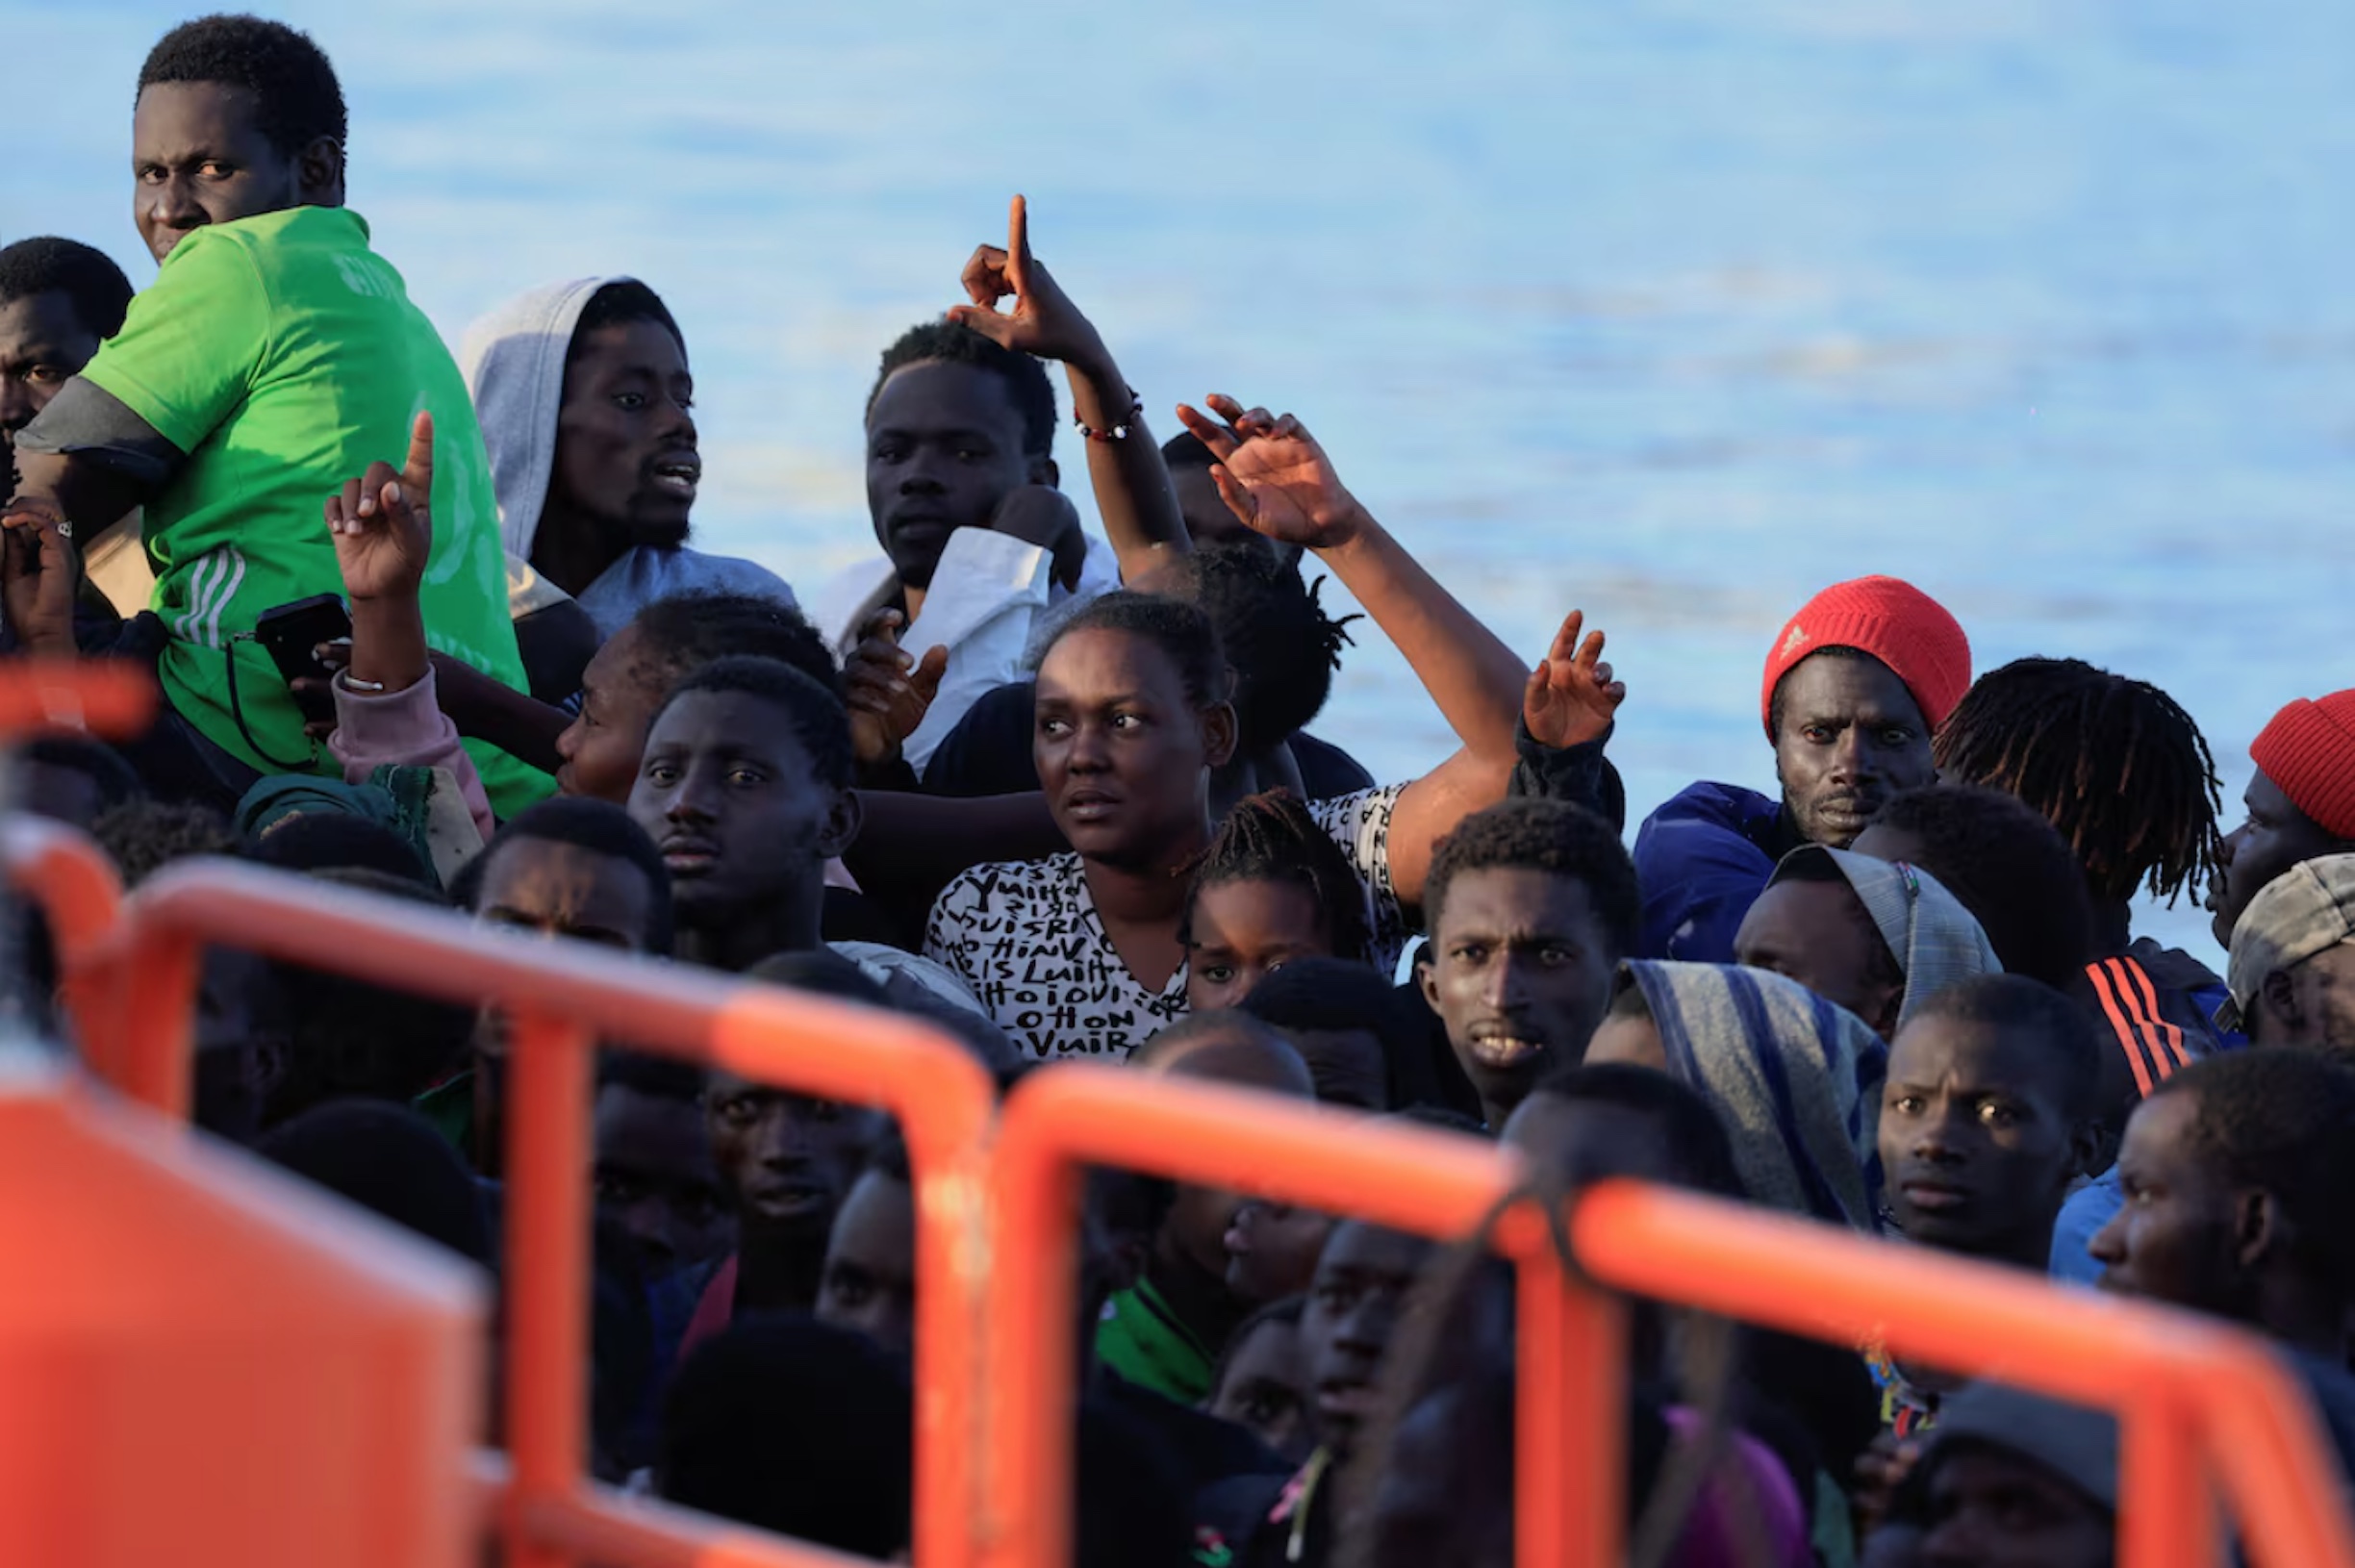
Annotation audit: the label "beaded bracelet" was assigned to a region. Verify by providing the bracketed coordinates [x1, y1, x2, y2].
[1075, 390, 1144, 443]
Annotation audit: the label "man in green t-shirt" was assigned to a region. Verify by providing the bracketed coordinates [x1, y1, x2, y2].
[2, 15, 545, 815]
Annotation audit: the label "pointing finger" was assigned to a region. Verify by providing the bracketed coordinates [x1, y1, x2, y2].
[1546, 610, 1587, 667]
[403, 411, 436, 501]
[1174, 403, 1240, 463]
[1007, 193, 1032, 289]
[1574, 628, 1607, 671]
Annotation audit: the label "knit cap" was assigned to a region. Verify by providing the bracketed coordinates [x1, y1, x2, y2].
[1760, 576, 1971, 741]
[2250, 690, 2355, 840]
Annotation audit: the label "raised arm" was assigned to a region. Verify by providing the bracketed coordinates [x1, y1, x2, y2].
[1176, 395, 1613, 906]
[948, 195, 1189, 585]
[318, 412, 494, 842]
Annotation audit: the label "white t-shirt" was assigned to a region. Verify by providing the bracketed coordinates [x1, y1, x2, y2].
[923, 785, 1409, 1061]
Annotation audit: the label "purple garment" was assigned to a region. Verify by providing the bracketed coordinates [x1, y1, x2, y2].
[1632, 781, 1785, 962]
[1661, 1405, 1813, 1568]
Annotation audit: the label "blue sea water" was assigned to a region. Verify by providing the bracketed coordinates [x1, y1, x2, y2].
[13, 0, 2355, 958]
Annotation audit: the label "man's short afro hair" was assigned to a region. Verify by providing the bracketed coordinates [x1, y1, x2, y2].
[1423, 799, 1640, 959]
[866, 320, 1056, 460]
[0, 238, 135, 341]
[138, 14, 346, 159]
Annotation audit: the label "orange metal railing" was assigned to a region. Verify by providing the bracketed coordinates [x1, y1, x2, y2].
[983, 1063, 2355, 1568]
[29, 792, 2355, 1567]
[69, 858, 996, 1568]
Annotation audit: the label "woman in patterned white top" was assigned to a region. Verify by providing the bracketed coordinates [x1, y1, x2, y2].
[924, 395, 1565, 1060]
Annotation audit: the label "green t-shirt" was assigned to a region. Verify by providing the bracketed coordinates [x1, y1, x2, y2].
[78, 205, 549, 816]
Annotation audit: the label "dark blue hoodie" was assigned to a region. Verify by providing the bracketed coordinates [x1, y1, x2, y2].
[1630, 780, 1791, 962]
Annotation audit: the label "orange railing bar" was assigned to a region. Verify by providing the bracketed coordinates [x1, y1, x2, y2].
[3, 816, 123, 967]
[986, 1064, 2355, 1568]
[75, 859, 996, 1568]
[0, 658, 156, 738]
[983, 1062, 1621, 1568]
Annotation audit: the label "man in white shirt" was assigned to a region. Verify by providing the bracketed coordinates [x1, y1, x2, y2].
[813, 196, 1189, 776]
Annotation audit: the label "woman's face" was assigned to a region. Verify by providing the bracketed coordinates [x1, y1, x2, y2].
[554, 624, 663, 803]
[1184, 877, 1335, 1012]
[1034, 627, 1233, 870]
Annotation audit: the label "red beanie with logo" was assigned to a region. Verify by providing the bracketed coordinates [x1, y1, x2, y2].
[1760, 575, 1971, 740]
[2251, 690, 2355, 840]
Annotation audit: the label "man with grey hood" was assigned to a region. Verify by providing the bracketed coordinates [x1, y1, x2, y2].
[459, 276, 795, 695]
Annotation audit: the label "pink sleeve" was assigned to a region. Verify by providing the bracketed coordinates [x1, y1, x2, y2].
[326, 668, 498, 843]
[1661, 1407, 1813, 1568]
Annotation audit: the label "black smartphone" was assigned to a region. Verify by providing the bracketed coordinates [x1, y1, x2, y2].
[252, 594, 353, 687]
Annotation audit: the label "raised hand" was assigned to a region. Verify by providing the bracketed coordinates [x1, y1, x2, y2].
[945, 194, 1111, 371]
[1172, 393, 1365, 551]
[1, 507, 80, 658]
[327, 411, 435, 603]
[845, 609, 950, 769]
[1523, 610, 1625, 751]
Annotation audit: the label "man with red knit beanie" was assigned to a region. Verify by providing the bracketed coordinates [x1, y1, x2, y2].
[2209, 688, 2355, 951]
[1631, 575, 1970, 962]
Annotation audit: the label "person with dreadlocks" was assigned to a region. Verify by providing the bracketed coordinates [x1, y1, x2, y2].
[1182, 790, 1377, 1013]
[1936, 656, 2237, 1085]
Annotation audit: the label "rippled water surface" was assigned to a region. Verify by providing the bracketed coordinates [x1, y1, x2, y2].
[16, 0, 2355, 952]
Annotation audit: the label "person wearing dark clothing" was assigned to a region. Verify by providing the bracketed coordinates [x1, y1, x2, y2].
[1632, 576, 1968, 963]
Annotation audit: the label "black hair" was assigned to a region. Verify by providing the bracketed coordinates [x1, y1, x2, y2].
[1937, 657, 2223, 909]
[1767, 644, 1879, 743]
[2155, 1050, 2355, 1297]
[1181, 790, 1371, 960]
[256, 1100, 491, 1263]
[1525, 1060, 1749, 1201]
[90, 799, 242, 888]
[137, 13, 346, 158]
[20, 735, 144, 812]
[1130, 1006, 1297, 1069]
[0, 238, 136, 340]
[475, 796, 675, 956]
[1159, 429, 1216, 471]
[1175, 543, 1355, 750]
[867, 319, 1057, 459]
[629, 592, 843, 700]
[650, 655, 853, 792]
[1422, 799, 1641, 958]
[1870, 785, 2097, 992]
[262, 868, 476, 1127]
[1771, 848, 1903, 994]
[248, 811, 430, 884]
[571, 278, 684, 357]
[659, 1312, 913, 1557]
[745, 947, 892, 1004]
[596, 1050, 704, 1103]
[1242, 956, 1412, 1036]
[1383, 1102, 1487, 1138]
[1206, 1292, 1306, 1402]
[1040, 591, 1231, 711]
[1905, 974, 2104, 1123]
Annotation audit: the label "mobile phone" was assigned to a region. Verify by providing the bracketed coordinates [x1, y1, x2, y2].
[252, 594, 354, 687]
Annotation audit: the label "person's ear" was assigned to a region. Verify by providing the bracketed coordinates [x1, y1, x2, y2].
[2260, 968, 2302, 1038]
[818, 786, 864, 861]
[2066, 1115, 2104, 1184]
[1416, 952, 1443, 1017]
[1201, 699, 1239, 771]
[2235, 1187, 2283, 1273]
[297, 135, 344, 203]
[1031, 454, 1059, 489]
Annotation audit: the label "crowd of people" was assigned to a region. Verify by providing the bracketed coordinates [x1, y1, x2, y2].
[10, 13, 2355, 1567]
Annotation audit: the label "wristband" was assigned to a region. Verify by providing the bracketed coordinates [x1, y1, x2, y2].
[1074, 390, 1144, 443]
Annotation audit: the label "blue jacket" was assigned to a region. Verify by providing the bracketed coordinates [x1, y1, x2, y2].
[1631, 780, 1788, 962]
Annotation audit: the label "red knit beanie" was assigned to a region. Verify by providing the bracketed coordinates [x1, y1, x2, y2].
[1760, 575, 1971, 740]
[2251, 690, 2355, 840]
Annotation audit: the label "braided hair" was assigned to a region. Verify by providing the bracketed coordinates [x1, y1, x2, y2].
[1935, 657, 2223, 907]
[1179, 790, 1371, 961]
